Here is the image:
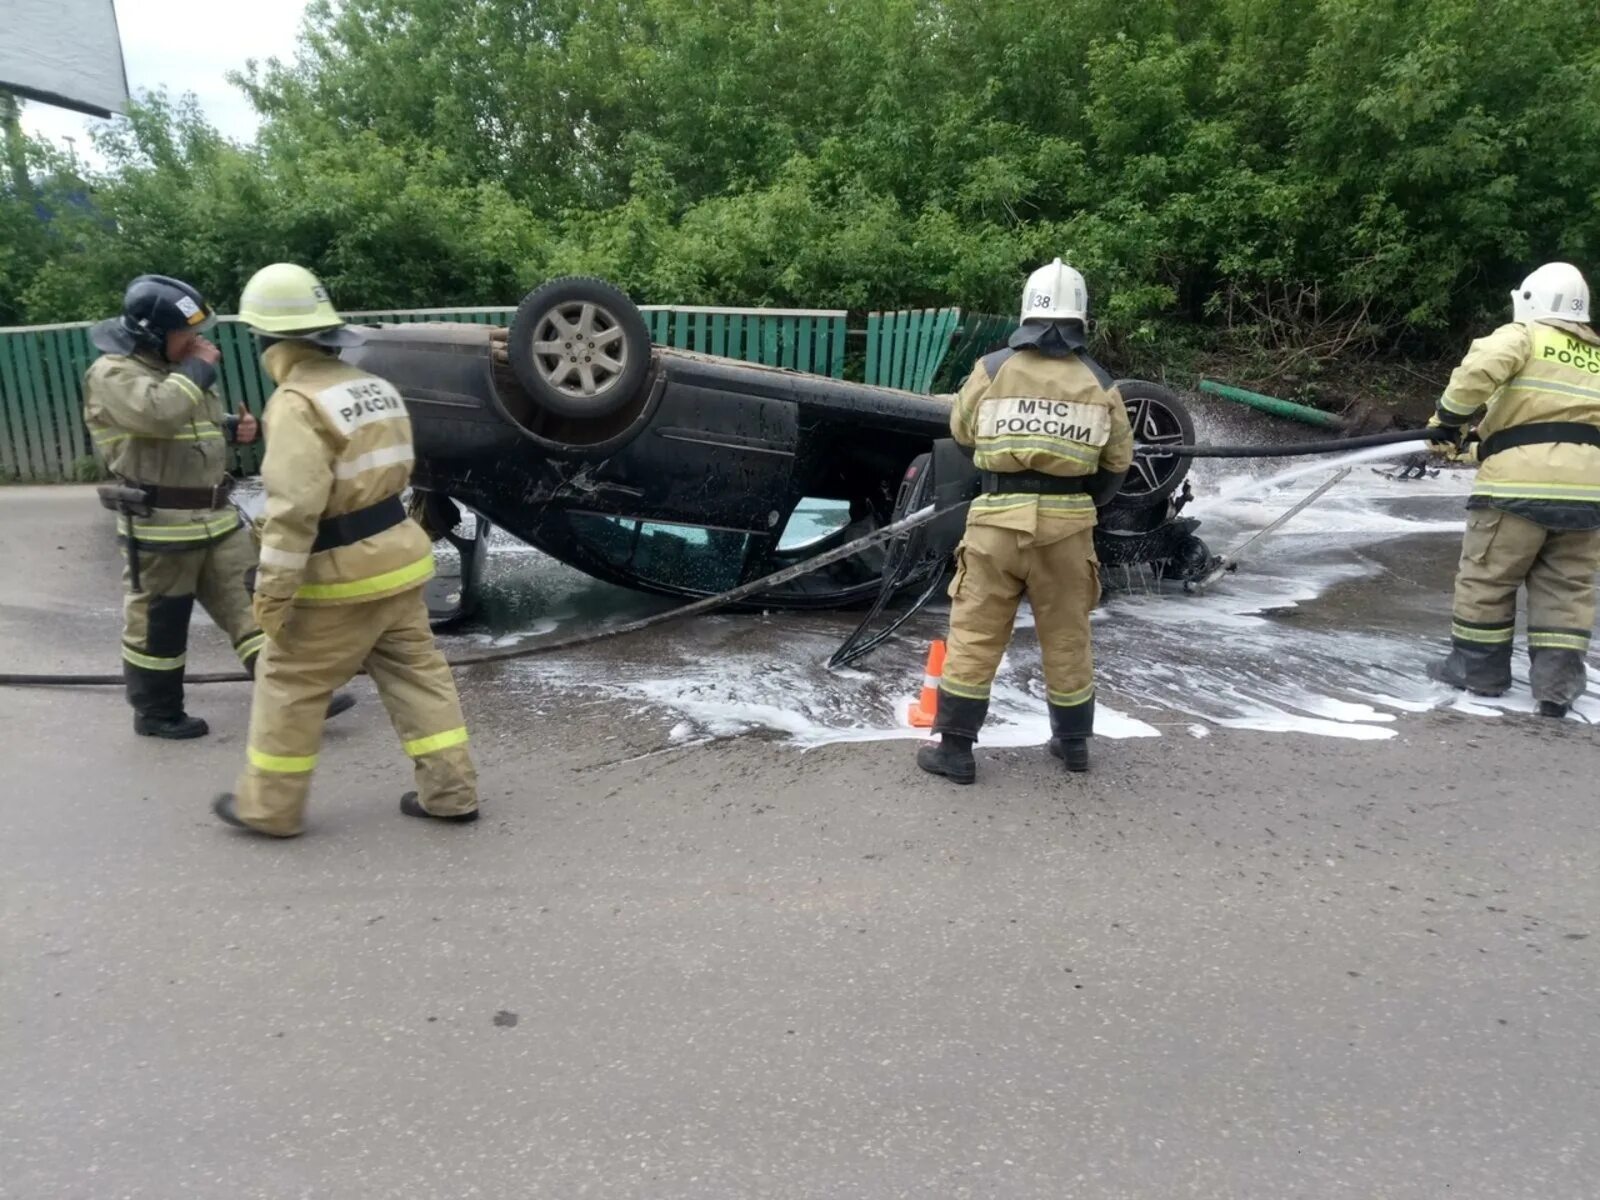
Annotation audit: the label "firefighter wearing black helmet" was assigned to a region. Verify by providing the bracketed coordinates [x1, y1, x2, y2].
[83, 274, 354, 737]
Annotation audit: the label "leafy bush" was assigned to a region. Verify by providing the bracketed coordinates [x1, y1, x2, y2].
[3, 0, 1596, 374]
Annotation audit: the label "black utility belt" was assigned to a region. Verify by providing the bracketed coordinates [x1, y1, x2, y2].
[1479, 422, 1600, 460]
[105, 479, 234, 511]
[979, 470, 1090, 496]
[313, 496, 408, 553]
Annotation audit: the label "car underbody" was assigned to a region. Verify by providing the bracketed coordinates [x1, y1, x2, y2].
[337, 278, 1216, 640]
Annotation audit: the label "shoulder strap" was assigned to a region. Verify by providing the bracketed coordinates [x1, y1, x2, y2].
[1078, 351, 1114, 391]
[980, 347, 1018, 378]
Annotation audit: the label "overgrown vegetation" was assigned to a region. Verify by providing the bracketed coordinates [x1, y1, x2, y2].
[4, 0, 1598, 392]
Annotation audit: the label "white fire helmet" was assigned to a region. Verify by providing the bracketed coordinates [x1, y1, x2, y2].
[1511, 262, 1590, 324]
[1019, 257, 1089, 325]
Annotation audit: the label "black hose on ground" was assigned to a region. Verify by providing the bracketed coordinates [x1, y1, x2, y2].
[0, 502, 951, 688]
[1138, 427, 1435, 459]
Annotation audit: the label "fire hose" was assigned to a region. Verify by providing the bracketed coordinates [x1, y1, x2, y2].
[0, 502, 955, 688]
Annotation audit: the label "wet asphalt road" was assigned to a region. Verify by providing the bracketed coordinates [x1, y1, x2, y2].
[2, 485, 1598, 1199]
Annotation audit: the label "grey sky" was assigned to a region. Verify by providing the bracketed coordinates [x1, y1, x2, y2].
[18, 0, 311, 155]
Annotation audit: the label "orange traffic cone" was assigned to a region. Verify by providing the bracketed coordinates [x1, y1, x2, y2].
[907, 639, 946, 728]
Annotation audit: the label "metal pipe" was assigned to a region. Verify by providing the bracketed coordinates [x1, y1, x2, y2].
[1198, 379, 1346, 430]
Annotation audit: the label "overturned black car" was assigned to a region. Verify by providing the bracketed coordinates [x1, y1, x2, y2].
[342, 278, 1214, 638]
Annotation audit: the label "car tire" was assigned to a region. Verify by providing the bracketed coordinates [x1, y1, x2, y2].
[1109, 379, 1195, 510]
[507, 277, 652, 420]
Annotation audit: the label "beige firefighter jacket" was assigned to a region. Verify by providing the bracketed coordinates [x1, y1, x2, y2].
[83, 350, 241, 550]
[1436, 319, 1600, 518]
[949, 346, 1134, 544]
[253, 341, 432, 608]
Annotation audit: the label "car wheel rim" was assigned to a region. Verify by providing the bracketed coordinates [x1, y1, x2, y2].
[1122, 394, 1188, 499]
[529, 301, 629, 398]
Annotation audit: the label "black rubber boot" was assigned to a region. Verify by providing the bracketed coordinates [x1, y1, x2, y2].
[1049, 738, 1090, 773]
[135, 712, 209, 739]
[1048, 695, 1094, 774]
[922, 690, 989, 785]
[1430, 643, 1511, 697]
[211, 792, 248, 828]
[327, 692, 357, 719]
[212, 793, 300, 838]
[916, 736, 976, 785]
[399, 792, 479, 823]
[1529, 645, 1587, 713]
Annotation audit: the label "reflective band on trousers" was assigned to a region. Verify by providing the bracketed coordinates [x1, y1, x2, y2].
[404, 726, 469, 757]
[234, 632, 266, 662]
[294, 554, 435, 601]
[122, 645, 185, 671]
[1048, 682, 1095, 707]
[248, 746, 319, 774]
[941, 677, 993, 701]
[1451, 622, 1515, 645]
[1529, 631, 1591, 651]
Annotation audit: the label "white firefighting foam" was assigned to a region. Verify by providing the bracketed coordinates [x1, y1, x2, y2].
[470, 458, 1599, 746]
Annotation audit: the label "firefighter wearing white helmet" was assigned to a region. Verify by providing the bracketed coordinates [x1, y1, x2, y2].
[211, 263, 479, 836]
[1427, 261, 1600, 717]
[917, 258, 1133, 783]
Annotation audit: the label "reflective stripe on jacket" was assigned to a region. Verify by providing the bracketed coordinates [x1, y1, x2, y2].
[254, 341, 431, 606]
[83, 351, 240, 550]
[949, 346, 1134, 542]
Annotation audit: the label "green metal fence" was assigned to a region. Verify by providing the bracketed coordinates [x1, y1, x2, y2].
[933, 312, 1021, 393]
[0, 303, 959, 482]
[863, 307, 963, 393]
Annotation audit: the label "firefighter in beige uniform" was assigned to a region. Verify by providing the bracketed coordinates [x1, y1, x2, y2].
[83, 275, 265, 739]
[1427, 262, 1600, 718]
[917, 260, 1134, 784]
[212, 264, 478, 836]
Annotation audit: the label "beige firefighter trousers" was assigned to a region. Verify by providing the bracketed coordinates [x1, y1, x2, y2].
[1452, 508, 1600, 647]
[235, 586, 478, 836]
[941, 523, 1100, 707]
[121, 526, 263, 714]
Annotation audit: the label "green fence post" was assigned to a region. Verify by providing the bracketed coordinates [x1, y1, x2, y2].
[0, 334, 39, 478]
[65, 329, 97, 461]
[759, 317, 779, 366]
[797, 317, 814, 374]
[914, 308, 960, 392]
[865, 313, 881, 385]
[42, 332, 70, 464]
[829, 315, 847, 378]
[890, 311, 913, 389]
[777, 316, 795, 369]
[17, 337, 58, 479]
[908, 310, 934, 393]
